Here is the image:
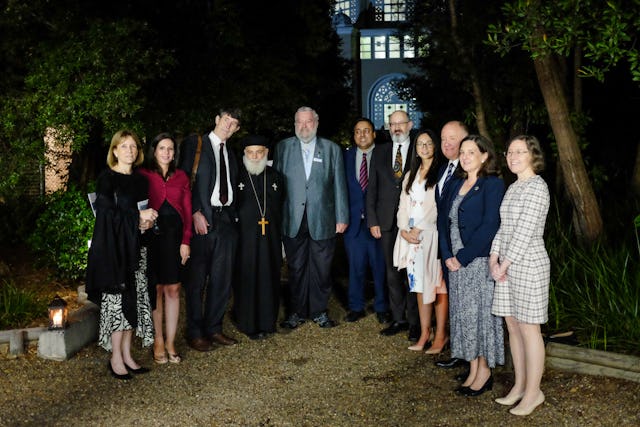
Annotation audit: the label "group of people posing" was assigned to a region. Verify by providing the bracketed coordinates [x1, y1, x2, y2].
[85, 106, 550, 417]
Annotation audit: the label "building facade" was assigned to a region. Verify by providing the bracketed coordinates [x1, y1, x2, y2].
[332, 0, 422, 132]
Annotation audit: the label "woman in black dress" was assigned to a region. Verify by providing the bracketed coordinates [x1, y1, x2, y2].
[86, 130, 158, 380]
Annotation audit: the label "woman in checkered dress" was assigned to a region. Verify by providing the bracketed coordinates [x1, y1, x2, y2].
[490, 135, 550, 416]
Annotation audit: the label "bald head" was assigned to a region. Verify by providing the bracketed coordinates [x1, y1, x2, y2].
[440, 121, 468, 161]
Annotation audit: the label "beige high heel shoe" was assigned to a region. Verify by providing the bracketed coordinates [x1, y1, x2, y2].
[425, 336, 449, 355]
[495, 393, 524, 406]
[509, 392, 545, 416]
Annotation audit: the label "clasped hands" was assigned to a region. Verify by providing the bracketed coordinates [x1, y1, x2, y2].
[445, 256, 462, 272]
[139, 208, 158, 231]
[400, 227, 422, 244]
[489, 254, 509, 282]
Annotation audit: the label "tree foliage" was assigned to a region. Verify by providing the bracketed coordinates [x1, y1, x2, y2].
[0, 1, 173, 199]
[487, 0, 640, 82]
[0, 0, 351, 200]
[399, 0, 546, 148]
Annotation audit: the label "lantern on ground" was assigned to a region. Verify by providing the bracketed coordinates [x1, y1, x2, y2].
[48, 295, 68, 330]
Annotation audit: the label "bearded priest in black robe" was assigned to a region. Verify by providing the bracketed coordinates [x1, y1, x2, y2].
[233, 135, 284, 339]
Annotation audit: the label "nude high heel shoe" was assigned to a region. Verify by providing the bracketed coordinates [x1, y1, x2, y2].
[509, 392, 545, 416]
[495, 393, 524, 406]
[425, 336, 449, 355]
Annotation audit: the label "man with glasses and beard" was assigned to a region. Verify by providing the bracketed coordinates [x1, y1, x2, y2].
[366, 109, 419, 341]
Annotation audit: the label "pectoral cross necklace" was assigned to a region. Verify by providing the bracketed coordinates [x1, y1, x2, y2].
[247, 170, 268, 236]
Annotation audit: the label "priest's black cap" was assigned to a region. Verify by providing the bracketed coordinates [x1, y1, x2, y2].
[241, 134, 270, 149]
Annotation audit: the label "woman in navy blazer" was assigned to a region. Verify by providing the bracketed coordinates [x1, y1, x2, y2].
[438, 135, 505, 397]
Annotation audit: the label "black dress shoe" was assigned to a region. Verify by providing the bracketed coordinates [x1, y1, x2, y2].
[461, 376, 493, 397]
[248, 332, 268, 340]
[408, 324, 420, 342]
[380, 321, 409, 336]
[124, 363, 150, 374]
[376, 311, 392, 324]
[280, 313, 305, 329]
[108, 362, 132, 380]
[455, 369, 470, 382]
[435, 358, 467, 369]
[313, 312, 337, 328]
[344, 310, 366, 322]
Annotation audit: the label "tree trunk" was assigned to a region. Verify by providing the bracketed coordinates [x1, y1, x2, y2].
[533, 54, 603, 243]
[631, 142, 640, 198]
[448, 0, 491, 141]
[573, 45, 583, 114]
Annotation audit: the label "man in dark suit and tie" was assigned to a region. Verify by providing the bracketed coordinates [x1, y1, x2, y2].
[434, 120, 470, 370]
[274, 106, 349, 329]
[366, 109, 419, 339]
[342, 118, 389, 323]
[179, 108, 242, 351]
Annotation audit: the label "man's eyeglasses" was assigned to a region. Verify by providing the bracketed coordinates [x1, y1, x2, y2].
[389, 121, 409, 127]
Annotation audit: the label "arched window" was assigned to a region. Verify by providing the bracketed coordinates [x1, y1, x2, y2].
[368, 74, 421, 130]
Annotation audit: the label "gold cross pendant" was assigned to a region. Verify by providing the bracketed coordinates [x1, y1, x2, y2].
[258, 217, 269, 236]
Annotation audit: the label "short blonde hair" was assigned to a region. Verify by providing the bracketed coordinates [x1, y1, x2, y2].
[106, 130, 144, 168]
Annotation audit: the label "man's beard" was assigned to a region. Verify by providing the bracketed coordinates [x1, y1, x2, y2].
[391, 132, 409, 144]
[296, 129, 317, 144]
[243, 155, 268, 175]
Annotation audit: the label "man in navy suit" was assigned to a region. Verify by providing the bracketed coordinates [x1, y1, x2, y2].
[366, 109, 419, 339]
[434, 120, 470, 370]
[273, 106, 349, 329]
[179, 108, 242, 352]
[342, 118, 389, 323]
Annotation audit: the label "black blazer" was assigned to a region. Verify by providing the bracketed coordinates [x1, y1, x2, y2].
[366, 141, 414, 232]
[179, 133, 239, 226]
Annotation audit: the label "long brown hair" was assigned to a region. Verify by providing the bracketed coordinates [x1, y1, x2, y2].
[404, 129, 442, 194]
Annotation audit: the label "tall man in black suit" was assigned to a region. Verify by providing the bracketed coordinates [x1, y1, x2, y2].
[179, 108, 242, 351]
[434, 120, 469, 369]
[366, 109, 419, 339]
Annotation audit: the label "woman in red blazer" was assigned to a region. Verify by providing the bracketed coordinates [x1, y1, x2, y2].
[139, 133, 192, 364]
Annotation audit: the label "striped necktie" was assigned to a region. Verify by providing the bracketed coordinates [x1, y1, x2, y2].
[444, 162, 454, 185]
[359, 152, 368, 191]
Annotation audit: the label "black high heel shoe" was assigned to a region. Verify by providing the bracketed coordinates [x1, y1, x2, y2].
[455, 385, 470, 395]
[108, 361, 132, 380]
[124, 362, 150, 374]
[461, 375, 493, 397]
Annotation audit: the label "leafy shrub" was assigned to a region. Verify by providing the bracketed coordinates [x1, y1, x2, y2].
[0, 280, 48, 329]
[547, 207, 640, 355]
[27, 185, 95, 281]
[0, 196, 44, 245]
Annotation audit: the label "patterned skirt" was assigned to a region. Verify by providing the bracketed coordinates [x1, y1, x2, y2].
[98, 247, 154, 351]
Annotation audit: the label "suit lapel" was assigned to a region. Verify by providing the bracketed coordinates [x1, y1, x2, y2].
[309, 138, 324, 181]
[202, 135, 217, 197]
[461, 176, 483, 205]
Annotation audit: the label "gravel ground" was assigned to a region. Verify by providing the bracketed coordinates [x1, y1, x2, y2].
[1, 293, 639, 427]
